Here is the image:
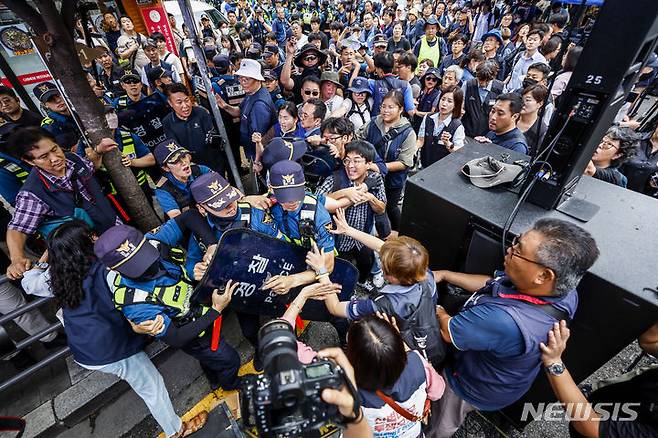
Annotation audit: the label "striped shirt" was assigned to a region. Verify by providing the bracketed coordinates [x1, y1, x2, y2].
[9, 157, 96, 235]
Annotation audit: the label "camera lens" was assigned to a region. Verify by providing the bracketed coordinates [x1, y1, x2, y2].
[258, 319, 301, 373]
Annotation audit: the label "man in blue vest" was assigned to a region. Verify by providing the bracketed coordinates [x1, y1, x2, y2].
[34, 81, 81, 152]
[215, 58, 276, 163]
[271, 5, 291, 46]
[5, 127, 120, 280]
[429, 219, 600, 437]
[95, 220, 242, 391]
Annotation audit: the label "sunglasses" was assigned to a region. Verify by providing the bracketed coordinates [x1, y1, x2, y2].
[122, 78, 141, 85]
[303, 55, 318, 62]
[303, 89, 320, 96]
[425, 77, 438, 82]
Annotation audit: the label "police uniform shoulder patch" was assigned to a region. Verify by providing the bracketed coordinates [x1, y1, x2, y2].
[262, 211, 273, 224]
[324, 222, 334, 231]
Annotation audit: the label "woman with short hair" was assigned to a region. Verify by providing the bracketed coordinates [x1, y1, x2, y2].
[584, 126, 638, 187]
[518, 83, 549, 156]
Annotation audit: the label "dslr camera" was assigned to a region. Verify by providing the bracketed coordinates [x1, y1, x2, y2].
[241, 320, 353, 437]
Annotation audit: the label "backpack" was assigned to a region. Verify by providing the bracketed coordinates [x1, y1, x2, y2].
[503, 46, 524, 80]
[374, 279, 447, 368]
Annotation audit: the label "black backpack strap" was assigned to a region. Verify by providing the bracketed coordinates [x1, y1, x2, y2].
[531, 303, 571, 324]
[373, 294, 395, 315]
[331, 169, 343, 193]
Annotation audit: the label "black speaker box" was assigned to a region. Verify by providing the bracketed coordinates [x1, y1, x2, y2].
[400, 142, 658, 426]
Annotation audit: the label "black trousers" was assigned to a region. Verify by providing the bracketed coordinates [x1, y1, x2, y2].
[339, 245, 375, 283]
[182, 334, 241, 390]
[385, 186, 404, 232]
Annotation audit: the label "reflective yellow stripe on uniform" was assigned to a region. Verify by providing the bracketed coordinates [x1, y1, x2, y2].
[0, 157, 29, 182]
[119, 130, 147, 186]
[111, 268, 210, 337]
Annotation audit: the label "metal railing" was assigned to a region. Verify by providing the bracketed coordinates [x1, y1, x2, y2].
[0, 275, 70, 394]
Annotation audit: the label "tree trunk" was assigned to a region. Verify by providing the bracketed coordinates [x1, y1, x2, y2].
[4, 0, 161, 232]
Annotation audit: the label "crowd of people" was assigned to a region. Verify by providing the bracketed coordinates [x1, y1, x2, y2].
[1, 0, 658, 437]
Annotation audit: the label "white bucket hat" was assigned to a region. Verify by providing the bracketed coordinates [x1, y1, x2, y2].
[234, 58, 264, 81]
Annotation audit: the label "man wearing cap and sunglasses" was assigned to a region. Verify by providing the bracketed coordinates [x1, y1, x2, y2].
[95, 218, 243, 393]
[153, 140, 212, 220]
[113, 69, 148, 110]
[34, 81, 81, 152]
[281, 42, 327, 103]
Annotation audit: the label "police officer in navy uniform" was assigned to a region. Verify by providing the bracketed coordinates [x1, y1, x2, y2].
[153, 140, 212, 220]
[0, 120, 31, 206]
[210, 54, 245, 160]
[262, 160, 335, 295]
[43, 220, 209, 437]
[188, 171, 285, 354]
[113, 69, 148, 110]
[34, 81, 81, 152]
[95, 220, 243, 391]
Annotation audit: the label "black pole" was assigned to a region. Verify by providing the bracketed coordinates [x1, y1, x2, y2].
[0, 50, 40, 113]
[177, 0, 244, 192]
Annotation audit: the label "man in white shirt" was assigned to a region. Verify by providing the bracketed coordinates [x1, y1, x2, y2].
[504, 29, 546, 92]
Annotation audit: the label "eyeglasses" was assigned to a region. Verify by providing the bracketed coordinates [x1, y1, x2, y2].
[324, 134, 344, 141]
[509, 235, 544, 266]
[343, 157, 366, 166]
[303, 55, 318, 62]
[303, 89, 320, 96]
[598, 137, 619, 151]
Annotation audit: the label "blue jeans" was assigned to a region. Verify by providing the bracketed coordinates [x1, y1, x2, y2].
[80, 351, 182, 437]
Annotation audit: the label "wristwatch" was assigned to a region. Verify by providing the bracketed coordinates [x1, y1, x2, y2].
[545, 362, 566, 376]
[33, 262, 49, 270]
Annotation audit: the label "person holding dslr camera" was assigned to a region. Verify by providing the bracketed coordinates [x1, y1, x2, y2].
[240, 281, 373, 437]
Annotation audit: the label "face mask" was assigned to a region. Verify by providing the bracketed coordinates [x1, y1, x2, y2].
[522, 77, 538, 89]
[209, 210, 237, 229]
[221, 27, 230, 35]
[105, 113, 119, 130]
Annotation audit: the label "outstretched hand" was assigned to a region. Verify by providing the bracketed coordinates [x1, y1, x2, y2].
[330, 208, 352, 236]
[300, 282, 342, 301]
[305, 242, 326, 273]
